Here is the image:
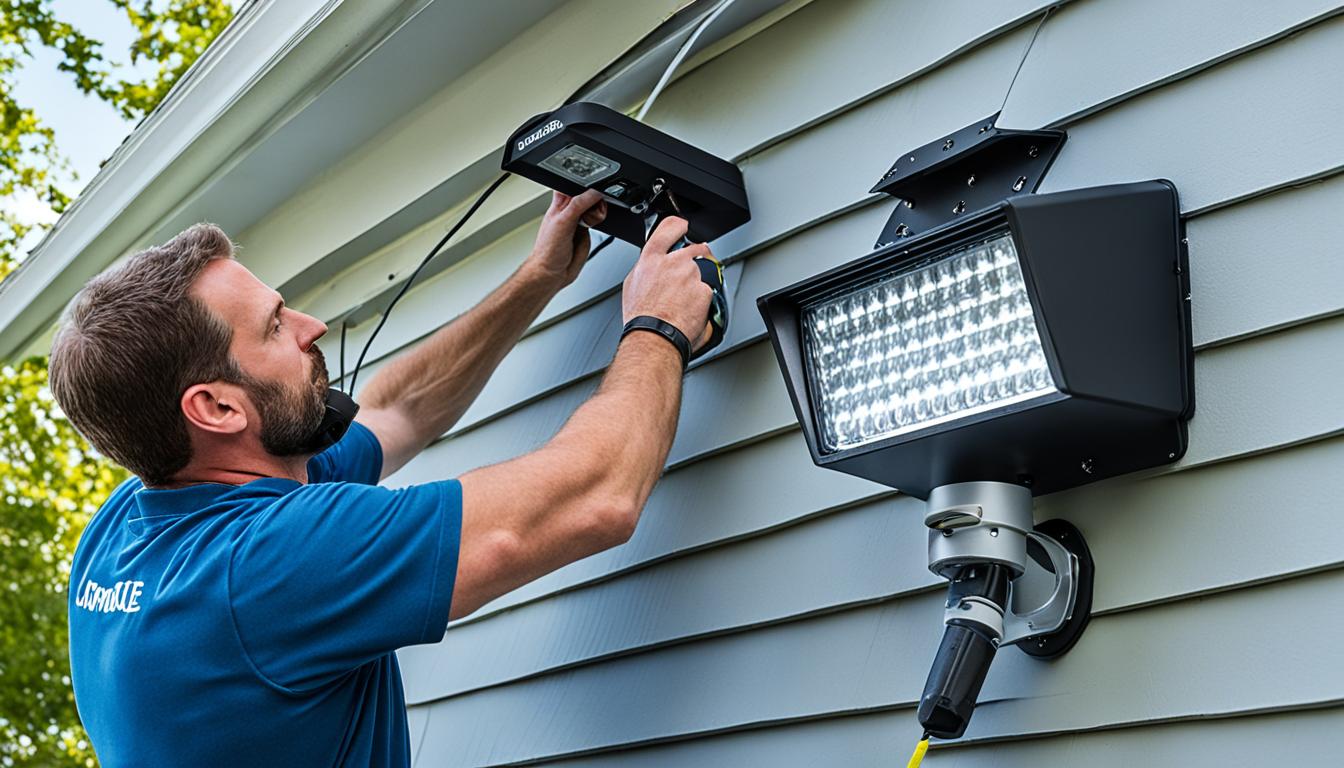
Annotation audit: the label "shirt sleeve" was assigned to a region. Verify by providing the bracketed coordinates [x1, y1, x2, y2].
[306, 420, 383, 485]
[228, 478, 461, 692]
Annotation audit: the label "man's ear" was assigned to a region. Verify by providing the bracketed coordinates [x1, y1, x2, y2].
[181, 382, 249, 435]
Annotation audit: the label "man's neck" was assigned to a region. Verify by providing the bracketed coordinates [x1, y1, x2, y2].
[165, 455, 311, 489]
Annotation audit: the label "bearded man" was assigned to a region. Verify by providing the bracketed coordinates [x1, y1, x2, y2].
[49, 190, 714, 767]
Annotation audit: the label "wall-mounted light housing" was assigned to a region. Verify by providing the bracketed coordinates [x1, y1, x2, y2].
[759, 169, 1193, 499]
[757, 114, 1194, 741]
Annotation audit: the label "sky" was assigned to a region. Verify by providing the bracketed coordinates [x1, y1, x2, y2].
[8, 0, 158, 252]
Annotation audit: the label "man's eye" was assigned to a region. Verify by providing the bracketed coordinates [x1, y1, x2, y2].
[272, 320, 282, 335]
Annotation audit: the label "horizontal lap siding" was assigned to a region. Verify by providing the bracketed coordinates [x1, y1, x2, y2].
[341, 9, 1344, 430]
[535, 707, 1344, 767]
[389, 307, 1344, 645]
[411, 566, 1344, 765]
[304, 0, 1344, 764]
[402, 435, 1344, 705]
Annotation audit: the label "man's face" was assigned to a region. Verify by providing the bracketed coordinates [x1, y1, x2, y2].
[192, 259, 331, 457]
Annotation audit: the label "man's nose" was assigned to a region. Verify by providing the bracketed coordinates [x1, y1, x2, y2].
[300, 312, 328, 350]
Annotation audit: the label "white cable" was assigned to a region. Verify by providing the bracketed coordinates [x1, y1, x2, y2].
[636, 0, 737, 121]
[591, 0, 737, 256]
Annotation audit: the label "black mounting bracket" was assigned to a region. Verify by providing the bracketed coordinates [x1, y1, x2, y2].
[870, 113, 1066, 249]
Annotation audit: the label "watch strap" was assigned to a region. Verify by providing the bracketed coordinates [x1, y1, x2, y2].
[621, 315, 691, 369]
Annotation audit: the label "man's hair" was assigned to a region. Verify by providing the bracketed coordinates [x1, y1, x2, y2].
[49, 223, 244, 486]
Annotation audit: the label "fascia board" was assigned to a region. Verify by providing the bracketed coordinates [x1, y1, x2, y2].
[0, 0, 432, 360]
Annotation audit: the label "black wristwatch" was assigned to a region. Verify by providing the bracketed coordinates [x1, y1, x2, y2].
[621, 316, 691, 370]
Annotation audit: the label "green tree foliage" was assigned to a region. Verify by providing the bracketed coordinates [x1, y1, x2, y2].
[102, 1, 236, 120]
[1, 3, 233, 765]
[0, 0, 234, 282]
[2, 360, 127, 766]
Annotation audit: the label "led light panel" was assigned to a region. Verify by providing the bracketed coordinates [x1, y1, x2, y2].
[803, 234, 1057, 452]
[539, 143, 620, 185]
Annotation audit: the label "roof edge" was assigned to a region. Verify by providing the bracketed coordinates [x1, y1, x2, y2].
[0, 0, 433, 359]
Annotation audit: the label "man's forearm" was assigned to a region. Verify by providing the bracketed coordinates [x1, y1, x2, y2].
[547, 331, 684, 516]
[359, 264, 559, 452]
[451, 331, 683, 617]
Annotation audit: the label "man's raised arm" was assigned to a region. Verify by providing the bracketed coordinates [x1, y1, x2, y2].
[451, 217, 713, 620]
[356, 190, 607, 478]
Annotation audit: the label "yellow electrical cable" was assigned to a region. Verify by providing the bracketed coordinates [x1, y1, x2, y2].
[906, 734, 930, 768]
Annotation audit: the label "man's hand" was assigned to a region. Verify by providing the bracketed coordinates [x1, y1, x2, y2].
[622, 216, 716, 351]
[524, 190, 608, 290]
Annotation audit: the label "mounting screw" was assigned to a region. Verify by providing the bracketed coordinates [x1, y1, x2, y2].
[909, 155, 916, 163]
[1013, 176, 1028, 192]
[967, 174, 977, 187]
[1081, 458, 1095, 474]
[989, 528, 999, 538]
[979, 123, 993, 133]
[1028, 145, 1040, 158]
[387, 273, 395, 281]
[903, 199, 915, 209]
[952, 201, 966, 214]
[943, 139, 955, 151]
[894, 223, 911, 237]
[942, 528, 954, 537]
[1027, 620, 1037, 629]
[1169, 452, 1176, 459]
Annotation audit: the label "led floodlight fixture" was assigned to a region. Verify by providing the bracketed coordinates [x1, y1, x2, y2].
[758, 114, 1194, 741]
[758, 132, 1192, 499]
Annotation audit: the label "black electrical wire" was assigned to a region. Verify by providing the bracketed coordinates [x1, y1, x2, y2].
[345, 172, 511, 395]
[339, 320, 348, 393]
[998, 5, 1056, 114]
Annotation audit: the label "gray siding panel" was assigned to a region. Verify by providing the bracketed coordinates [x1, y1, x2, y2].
[996, 0, 1344, 128]
[403, 436, 1344, 705]
[649, 0, 1058, 158]
[1187, 174, 1344, 348]
[412, 568, 1344, 765]
[1037, 13, 1344, 212]
[536, 708, 1344, 767]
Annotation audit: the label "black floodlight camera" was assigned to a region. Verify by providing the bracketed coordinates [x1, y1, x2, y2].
[757, 114, 1194, 741]
[503, 102, 751, 360]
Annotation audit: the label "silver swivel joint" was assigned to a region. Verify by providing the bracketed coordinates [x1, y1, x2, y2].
[918, 482, 1094, 740]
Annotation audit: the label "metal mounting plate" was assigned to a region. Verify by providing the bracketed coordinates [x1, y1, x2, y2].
[871, 114, 1065, 248]
[1017, 519, 1094, 659]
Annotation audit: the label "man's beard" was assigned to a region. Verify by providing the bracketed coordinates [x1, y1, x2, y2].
[241, 346, 331, 457]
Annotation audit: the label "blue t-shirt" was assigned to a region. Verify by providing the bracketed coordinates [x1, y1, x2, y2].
[68, 423, 461, 767]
